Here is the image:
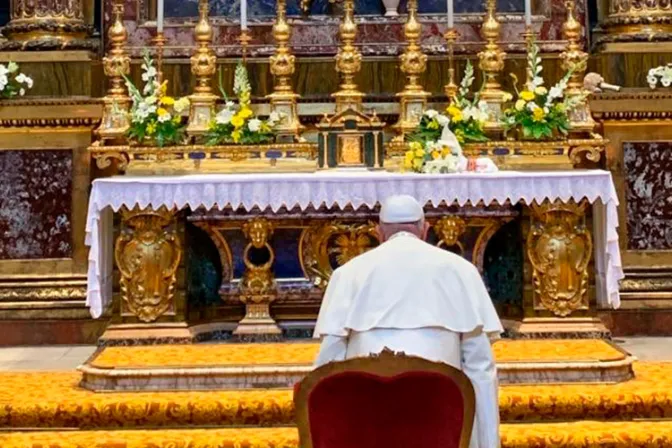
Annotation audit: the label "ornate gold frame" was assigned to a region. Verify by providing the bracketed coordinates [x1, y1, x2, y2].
[294, 349, 475, 448]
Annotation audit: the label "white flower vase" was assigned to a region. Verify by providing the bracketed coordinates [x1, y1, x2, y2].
[382, 0, 400, 16]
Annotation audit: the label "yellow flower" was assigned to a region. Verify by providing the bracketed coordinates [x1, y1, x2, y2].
[239, 107, 253, 119]
[502, 92, 513, 102]
[447, 105, 463, 122]
[412, 158, 424, 171]
[534, 86, 548, 96]
[158, 81, 168, 96]
[231, 114, 245, 128]
[532, 107, 545, 122]
[232, 130, 241, 143]
[409, 141, 422, 151]
[515, 99, 526, 111]
[172, 115, 182, 124]
[160, 96, 175, 106]
[146, 122, 157, 135]
[427, 120, 440, 130]
[520, 91, 535, 101]
[431, 150, 440, 160]
[157, 107, 169, 117]
[415, 147, 425, 158]
[441, 147, 450, 157]
[404, 150, 415, 163]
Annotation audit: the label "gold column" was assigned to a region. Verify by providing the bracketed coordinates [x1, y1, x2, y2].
[187, 0, 217, 136]
[235, 218, 282, 338]
[601, 0, 672, 43]
[267, 0, 305, 142]
[443, 28, 459, 99]
[561, 0, 595, 133]
[333, 0, 364, 113]
[97, 0, 131, 140]
[114, 206, 182, 323]
[5, 0, 90, 45]
[478, 0, 507, 130]
[393, 0, 430, 136]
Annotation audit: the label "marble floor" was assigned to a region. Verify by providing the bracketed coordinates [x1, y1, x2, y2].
[0, 338, 670, 371]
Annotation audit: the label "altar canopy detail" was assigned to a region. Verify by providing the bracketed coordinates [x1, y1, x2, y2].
[85, 170, 624, 320]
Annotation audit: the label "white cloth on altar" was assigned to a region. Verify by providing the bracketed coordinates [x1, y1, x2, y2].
[85, 170, 624, 318]
[313, 233, 501, 448]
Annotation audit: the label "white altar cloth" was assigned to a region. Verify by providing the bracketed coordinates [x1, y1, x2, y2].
[85, 170, 624, 318]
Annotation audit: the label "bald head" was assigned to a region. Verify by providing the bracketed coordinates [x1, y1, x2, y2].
[378, 195, 428, 241]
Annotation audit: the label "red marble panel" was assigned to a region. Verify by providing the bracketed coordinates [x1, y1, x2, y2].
[0, 150, 73, 260]
[623, 142, 672, 251]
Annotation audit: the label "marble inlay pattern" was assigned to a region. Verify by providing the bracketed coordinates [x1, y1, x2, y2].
[113, 0, 585, 57]
[624, 142, 672, 251]
[0, 150, 72, 260]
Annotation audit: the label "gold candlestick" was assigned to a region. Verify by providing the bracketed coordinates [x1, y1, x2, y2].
[187, 0, 217, 136]
[478, 0, 506, 130]
[97, 0, 131, 139]
[153, 31, 167, 85]
[522, 25, 536, 87]
[239, 29, 252, 63]
[267, 0, 304, 141]
[393, 0, 430, 136]
[560, 0, 595, 133]
[333, 0, 364, 113]
[444, 28, 459, 100]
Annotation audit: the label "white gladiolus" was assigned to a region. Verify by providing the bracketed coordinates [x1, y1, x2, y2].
[0, 75, 7, 91]
[216, 109, 234, 125]
[141, 66, 157, 82]
[7, 62, 18, 73]
[157, 112, 172, 123]
[436, 114, 450, 127]
[19, 88, 25, 96]
[424, 109, 439, 119]
[248, 118, 262, 132]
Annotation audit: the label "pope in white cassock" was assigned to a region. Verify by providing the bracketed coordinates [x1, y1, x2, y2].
[313, 194, 504, 448]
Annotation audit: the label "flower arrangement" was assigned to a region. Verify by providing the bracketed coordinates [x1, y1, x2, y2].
[0, 62, 33, 99]
[408, 62, 489, 146]
[647, 64, 672, 90]
[404, 118, 467, 173]
[501, 40, 585, 140]
[205, 62, 283, 146]
[124, 53, 190, 147]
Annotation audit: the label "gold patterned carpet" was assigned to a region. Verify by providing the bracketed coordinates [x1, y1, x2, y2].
[2, 421, 672, 448]
[91, 339, 627, 368]
[0, 363, 670, 430]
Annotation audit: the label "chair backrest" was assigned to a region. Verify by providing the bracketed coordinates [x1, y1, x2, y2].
[294, 349, 475, 448]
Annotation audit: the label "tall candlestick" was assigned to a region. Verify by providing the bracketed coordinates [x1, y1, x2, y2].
[524, 0, 531, 26]
[157, 0, 164, 32]
[447, 0, 454, 29]
[241, 0, 248, 30]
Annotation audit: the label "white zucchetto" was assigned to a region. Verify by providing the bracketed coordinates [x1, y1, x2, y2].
[379, 195, 425, 224]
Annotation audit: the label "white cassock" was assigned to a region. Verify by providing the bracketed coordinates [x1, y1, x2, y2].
[313, 232, 504, 448]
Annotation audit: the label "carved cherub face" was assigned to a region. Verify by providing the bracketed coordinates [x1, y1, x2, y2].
[245, 220, 272, 248]
[435, 218, 465, 246]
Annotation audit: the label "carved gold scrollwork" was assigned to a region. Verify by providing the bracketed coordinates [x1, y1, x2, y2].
[235, 218, 281, 336]
[115, 206, 181, 323]
[300, 221, 379, 288]
[527, 201, 592, 317]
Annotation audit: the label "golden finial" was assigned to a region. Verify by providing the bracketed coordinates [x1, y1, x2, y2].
[97, 0, 131, 138]
[478, 0, 507, 129]
[187, 0, 218, 136]
[268, 0, 304, 140]
[393, 0, 430, 135]
[332, 0, 364, 112]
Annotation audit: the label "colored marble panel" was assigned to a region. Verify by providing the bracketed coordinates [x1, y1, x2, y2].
[0, 150, 72, 260]
[623, 142, 672, 251]
[164, 0, 524, 18]
[484, 220, 523, 309]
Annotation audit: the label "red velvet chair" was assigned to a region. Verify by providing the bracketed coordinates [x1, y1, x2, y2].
[294, 349, 475, 448]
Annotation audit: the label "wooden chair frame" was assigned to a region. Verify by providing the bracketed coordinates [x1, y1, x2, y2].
[294, 349, 476, 448]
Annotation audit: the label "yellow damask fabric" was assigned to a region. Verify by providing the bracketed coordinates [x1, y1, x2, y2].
[1, 363, 671, 429]
[2, 421, 672, 448]
[92, 340, 625, 368]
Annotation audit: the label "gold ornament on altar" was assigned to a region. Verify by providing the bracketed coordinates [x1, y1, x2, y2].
[236, 218, 281, 336]
[268, 0, 304, 141]
[187, 0, 218, 136]
[333, 0, 364, 112]
[434, 216, 466, 253]
[300, 221, 379, 288]
[97, 0, 131, 139]
[560, 0, 595, 134]
[114, 206, 181, 323]
[393, 0, 430, 136]
[478, 0, 507, 129]
[527, 201, 592, 317]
